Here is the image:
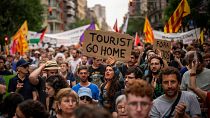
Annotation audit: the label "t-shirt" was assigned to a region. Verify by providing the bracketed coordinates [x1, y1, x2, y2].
[181, 68, 210, 91]
[8, 75, 36, 100]
[207, 92, 210, 118]
[88, 65, 105, 88]
[150, 91, 201, 118]
[72, 83, 99, 100]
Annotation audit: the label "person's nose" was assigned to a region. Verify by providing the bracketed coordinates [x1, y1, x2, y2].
[136, 103, 142, 112]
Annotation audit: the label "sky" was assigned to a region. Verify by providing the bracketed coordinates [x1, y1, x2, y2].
[87, 0, 128, 28]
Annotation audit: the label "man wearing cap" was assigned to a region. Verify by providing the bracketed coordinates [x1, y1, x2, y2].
[29, 60, 60, 104]
[78, 87, 93, 105]
[8, 58, 37, 100]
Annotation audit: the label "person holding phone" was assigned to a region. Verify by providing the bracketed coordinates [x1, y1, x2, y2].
[8, 58, 37, 100]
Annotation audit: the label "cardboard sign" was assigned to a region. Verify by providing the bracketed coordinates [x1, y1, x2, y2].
[82, 30, 134, 61]
[153, 39, 172, 62]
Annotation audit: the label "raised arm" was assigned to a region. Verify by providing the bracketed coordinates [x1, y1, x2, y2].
[189, 59, 207, 102]
[29, 64, 45, 85]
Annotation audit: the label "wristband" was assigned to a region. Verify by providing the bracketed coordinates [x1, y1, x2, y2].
[190, 73, 196, 76]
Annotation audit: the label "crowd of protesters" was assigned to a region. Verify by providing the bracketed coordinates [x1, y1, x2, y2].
[0, 40, 209, 118]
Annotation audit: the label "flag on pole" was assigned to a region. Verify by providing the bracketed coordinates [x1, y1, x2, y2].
[199, 30, 204, 45]
[143, 17, 154, 44]
[11, 20, 29, 55]
[79, 21, 96, 45]
[134, 32, 141, 46]
[121, 14, 129, 33]
[39, 26, 47, 44]
[113, 19, 119, 32]
[164, 0, 190, 33]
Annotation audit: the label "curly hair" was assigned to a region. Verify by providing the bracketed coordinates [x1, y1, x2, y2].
[17, 100, 49, 118]
[125, 79, 153, 101]
[46, 74, 69, 95]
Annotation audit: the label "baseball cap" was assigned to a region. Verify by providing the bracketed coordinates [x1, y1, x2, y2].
[16, 58, 30, 68]
[44, 61, 60, 70]
[78, 87, 92, 99]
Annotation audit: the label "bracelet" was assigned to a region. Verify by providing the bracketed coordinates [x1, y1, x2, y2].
[190, 73, 196, 76]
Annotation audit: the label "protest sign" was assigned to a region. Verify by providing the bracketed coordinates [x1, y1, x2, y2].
[82, 30, 133, 61]
[153, 28, 200, 44]
[153, 39, 171, 62]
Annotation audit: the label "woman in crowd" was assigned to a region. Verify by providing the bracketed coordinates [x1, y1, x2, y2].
[14, 100, 49, 118]
[59, 61, 76, 87]
[54, 88, 79, 118]
[100, 65, 122, 113]
[45, 75, 69, 117]
[113, 95, 128, 118]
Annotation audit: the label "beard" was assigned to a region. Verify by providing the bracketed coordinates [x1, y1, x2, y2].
[152, 70, 160, 75]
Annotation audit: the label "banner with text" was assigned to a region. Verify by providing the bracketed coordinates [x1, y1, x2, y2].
[82, 30, 134, 61]
[153, 39, 172, 62]
[153, 28, 200, 44]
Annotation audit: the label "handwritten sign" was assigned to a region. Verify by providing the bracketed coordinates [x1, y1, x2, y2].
[82, 30, 134, 61]
[153, 39, 171, 62]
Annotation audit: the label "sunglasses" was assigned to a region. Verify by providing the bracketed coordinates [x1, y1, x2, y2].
[80, 96, 92, 101]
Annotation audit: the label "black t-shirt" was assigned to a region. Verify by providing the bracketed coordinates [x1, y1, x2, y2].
[35, 76, 47, 106]
[88, 65, 105, 87]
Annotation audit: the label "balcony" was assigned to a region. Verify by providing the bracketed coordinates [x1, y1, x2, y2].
[67, 9, 75, 16]
[66, 1, 75, 8]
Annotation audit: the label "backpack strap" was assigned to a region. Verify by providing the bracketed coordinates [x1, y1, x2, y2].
[167, 91, 182, 118]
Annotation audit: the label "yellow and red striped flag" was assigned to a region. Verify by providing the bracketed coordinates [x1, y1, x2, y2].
[143, 16, 154, 44]
[11, 21, 29, 55]
[164, 0, 190, 33]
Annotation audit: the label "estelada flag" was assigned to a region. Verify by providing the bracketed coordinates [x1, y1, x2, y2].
[143, 17, 154, 44]
[164, 0, 190, 33]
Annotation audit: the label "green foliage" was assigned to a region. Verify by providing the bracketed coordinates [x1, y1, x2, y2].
[126, 16, 144, 36]
[68, 18, 91, 29]
[164, 0, 210, 29]
[0, 0, 44, 44]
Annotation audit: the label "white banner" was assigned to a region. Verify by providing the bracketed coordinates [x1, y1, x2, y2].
[153, 28, 200, 44]
[29, 24, 90, 49]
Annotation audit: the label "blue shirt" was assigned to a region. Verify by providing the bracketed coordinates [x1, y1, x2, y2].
[72, 83, 100, 100]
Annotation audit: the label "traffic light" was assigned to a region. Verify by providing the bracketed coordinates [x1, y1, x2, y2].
[4, 35, 9, 45]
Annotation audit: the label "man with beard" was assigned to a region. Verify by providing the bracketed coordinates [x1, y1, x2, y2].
[72, 65, 99, 101]
[8, 58, 37, 100]
[69, 48, 81, 74]
[181, 51, 210, 91]
[181, 51, 210, 117]
[150, 66, 201, 118]
[144, 55, 164, 98]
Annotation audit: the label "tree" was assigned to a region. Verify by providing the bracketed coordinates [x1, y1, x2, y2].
[164, 0, 210, 31]
[68, 18, 91, 29]
[126, 15, 145, 37]
[0, 0, 44, 44]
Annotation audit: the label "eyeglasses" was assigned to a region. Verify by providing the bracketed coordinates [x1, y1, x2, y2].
[128, 101, 151, 109]
[80, 96, 92, 101]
